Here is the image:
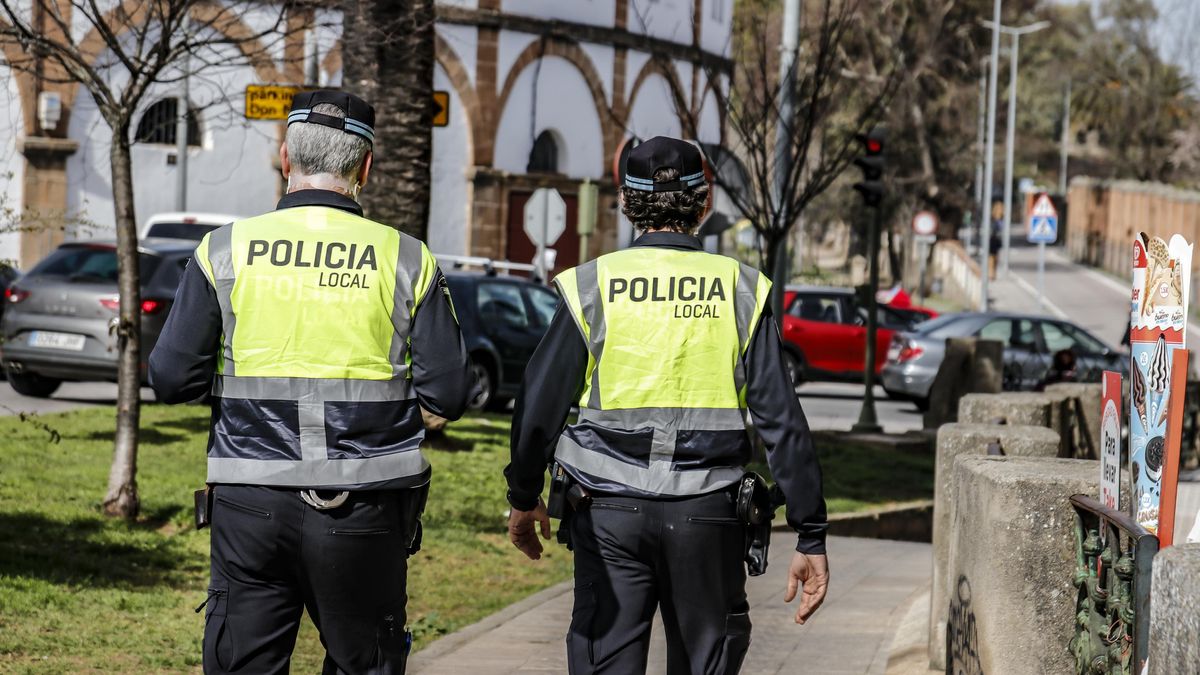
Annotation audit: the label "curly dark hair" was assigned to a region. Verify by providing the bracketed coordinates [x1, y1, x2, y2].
[620, 167, 710, 233]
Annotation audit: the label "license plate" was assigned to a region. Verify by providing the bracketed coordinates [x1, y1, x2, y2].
[28, 331, 86, 351]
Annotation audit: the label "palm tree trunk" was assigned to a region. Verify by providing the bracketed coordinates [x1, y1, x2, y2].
[102, 120, 141, 520]
[340, 0, 435, 239]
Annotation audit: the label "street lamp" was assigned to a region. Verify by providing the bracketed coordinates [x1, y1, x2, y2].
[983, 19, 1051, 278]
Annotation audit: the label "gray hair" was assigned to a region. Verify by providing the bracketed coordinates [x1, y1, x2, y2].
[285, 103, 371, 180]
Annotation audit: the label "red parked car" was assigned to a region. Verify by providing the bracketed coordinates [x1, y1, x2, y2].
[779, 285, 936, 385]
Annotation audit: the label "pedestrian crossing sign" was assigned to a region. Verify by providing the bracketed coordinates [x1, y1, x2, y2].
[1026, 193, 1058, 244]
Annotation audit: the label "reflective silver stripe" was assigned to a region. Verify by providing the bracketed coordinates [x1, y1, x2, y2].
[575, 260, 604, 409]
[298, 402, 326, 461]
[555, 434, 744, 496]
[578, 406, 747, 431]
[213, 375, 414, 402]
[733, 265, 761, 391]
[208, 447, 429, 487]
[207, 225, 237, 376]
[388, 237, 423, 377]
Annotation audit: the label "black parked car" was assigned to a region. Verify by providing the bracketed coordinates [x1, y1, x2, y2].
[444, 271, 559, 411]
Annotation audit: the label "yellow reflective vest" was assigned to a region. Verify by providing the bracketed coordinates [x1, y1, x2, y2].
[552, 245, 771, 495]
[192, 205, 438, 488]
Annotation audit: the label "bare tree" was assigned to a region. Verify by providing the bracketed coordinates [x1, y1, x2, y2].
[675, 0, 914, 320]
[0, 0, 309, 518]
[340, 0, 435, 239]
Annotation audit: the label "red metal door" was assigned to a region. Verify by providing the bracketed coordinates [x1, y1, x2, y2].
[507, 191, 580, 277]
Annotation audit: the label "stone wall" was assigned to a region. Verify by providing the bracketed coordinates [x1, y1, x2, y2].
[945, 456, 1098, 675]
[927, 423, 1061, 670]
[1148, 543, 1200, 673]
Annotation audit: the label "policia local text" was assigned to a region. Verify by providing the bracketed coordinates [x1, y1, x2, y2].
[608, 275, 727, 318]
[246, 238, 378, 289]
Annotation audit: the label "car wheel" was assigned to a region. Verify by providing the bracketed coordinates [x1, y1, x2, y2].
[784, 350, 806, 390]
[468, 361, 494, 411]
[914, 396, 930, 412]
[8, 372, 62, 398]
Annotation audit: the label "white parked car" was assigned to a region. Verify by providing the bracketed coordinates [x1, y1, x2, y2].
[141, 212, 240, 241]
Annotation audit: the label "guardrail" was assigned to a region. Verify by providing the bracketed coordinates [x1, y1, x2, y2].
[436, 254, 541, 281]
[1068, 494, 1158, 674]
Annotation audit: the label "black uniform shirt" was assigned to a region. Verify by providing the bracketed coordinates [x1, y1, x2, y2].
[149, 189, 473, 434]
[505, 232, 828, 554]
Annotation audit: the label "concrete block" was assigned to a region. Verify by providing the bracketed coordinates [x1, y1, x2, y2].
[958, 391, 1073, 456]
[1148, 543, 1200, 673]
[928, 423, 1061, 670]
[1045, 382, 1103, 458]
[944, 456, 1098, 675]
[923, 338, 1003, 429]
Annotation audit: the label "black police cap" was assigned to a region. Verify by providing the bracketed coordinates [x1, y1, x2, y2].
[623, 136, 706, 193]
[287, 90, 376, 145]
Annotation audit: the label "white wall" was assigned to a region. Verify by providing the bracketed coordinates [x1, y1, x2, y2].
[628, 0, 693, 45]
[0, 63, 23, 267]
[493, 57, 605, 179]
[428, 63, 470, 255]
[700, 0, 733, 56]
[501, 0, 615, 27]
[66, 53, 280, 236]
[626, 72, 682, 140]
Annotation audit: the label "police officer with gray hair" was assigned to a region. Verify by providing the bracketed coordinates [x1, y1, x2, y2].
[150, 90, 472, 674]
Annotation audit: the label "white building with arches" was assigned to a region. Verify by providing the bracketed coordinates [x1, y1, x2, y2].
[0, 0, 733, 271]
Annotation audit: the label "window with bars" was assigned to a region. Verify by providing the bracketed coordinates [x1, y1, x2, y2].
[135, 98, 201, 147]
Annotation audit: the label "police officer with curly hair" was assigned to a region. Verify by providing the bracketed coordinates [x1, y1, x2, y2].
[150, 90, 472, 674]
[505, 136, 829, 674]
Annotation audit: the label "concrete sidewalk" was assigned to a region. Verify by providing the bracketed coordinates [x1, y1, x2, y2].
[410, 534, 931, 675]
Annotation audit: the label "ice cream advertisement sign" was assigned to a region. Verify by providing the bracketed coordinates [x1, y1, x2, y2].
[1129, 233, 1192, 535]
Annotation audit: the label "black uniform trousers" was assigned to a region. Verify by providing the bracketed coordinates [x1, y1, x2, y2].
[568, 489, 751, 675]
[202, 485, 421, 675]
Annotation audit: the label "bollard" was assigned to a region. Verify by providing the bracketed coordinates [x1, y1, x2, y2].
[945, 456, 1097, 675]
[928, 423, 1061, 670]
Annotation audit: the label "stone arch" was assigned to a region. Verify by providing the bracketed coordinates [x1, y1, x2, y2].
[697, 75, 728, 145]
[68, 1, 284, 110]
[626, 55, 692, 137]
[434, 32, 480, 165]
[494, 37, 614, 172]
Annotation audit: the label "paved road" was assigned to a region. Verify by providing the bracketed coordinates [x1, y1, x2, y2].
[0, 378, 924, 434]
[0, 380, 156, 417]
[410, 534, 932, 675]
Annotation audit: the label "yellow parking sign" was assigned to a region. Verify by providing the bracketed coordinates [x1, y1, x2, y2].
[245, 85, 302, 120]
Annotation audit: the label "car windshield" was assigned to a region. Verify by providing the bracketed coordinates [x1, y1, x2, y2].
[914, 314, 971, 338]
[145, 222, 221, 240]
[30, 247, 161, 284]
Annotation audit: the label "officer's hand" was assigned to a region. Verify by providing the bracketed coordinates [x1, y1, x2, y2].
[508, 498, 552, 561]
[784, 552, 829, 625]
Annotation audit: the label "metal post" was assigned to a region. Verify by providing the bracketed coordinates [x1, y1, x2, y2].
[174, 29, 190, 212]
[1059, 80, 1071, 196]
[979, 0, 1002, 311]
[974, 58, 987, 255]
[771, 0, 801, 317]
[1037, 241, 1045, 311]
[1000, 32, 1019, 277]
[853, 206, 882, 433]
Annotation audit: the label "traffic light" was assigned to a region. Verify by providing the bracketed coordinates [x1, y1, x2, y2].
[852, 126, 886, 207]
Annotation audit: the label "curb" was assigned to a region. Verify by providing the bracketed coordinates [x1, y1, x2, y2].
[775, 500, 935, 543]
[408, 579, 573, 672]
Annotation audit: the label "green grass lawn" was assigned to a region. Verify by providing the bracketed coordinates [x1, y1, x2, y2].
[0, 406, 572, 673]
[0, 406, 931, 672]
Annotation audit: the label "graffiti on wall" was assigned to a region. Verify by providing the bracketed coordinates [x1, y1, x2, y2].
[946, 575, 984, 675]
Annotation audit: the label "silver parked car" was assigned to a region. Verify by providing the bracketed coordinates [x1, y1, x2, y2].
[881, 311, 1127, 409]
[0, 239, 196, 397]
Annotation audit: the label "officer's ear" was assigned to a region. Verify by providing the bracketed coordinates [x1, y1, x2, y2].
[357, 151, 373, 189]
[279, 143, 291, 181]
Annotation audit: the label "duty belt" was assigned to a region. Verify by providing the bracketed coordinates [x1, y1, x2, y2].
[300, 489, 351, 510]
